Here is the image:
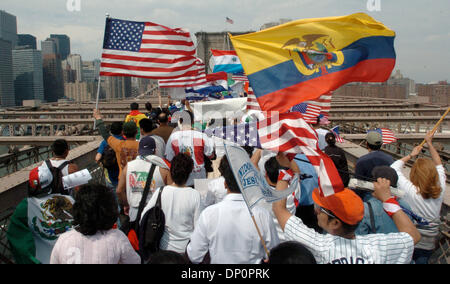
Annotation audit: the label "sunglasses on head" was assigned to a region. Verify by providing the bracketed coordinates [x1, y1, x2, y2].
[314, 204, 337, 219]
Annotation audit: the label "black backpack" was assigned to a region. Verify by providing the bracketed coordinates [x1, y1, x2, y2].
[101, 145, 118, 170]
[138, 186, 166, 263]
[28, 160, 70, 196]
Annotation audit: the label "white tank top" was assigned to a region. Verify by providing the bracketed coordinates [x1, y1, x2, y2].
[126, 155, 168, 221]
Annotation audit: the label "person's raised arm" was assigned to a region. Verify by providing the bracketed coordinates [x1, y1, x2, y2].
[251, 149, 262, 170]
[401, 145, 422, 164]
[424, 131, 442, 166]
[93, 109, 110, 141]
[373, 178, 421, 245]
[272, 178, 292, 231]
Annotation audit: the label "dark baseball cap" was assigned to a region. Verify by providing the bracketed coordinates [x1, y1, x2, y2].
[371, 166, 398, 187]
[139, 136, 156, 156]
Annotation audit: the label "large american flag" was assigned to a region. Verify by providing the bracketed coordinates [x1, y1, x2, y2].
[290, 93, 332, 124]
[205, 112, 344, 196]
[158, 58, 207, 88]
[100, 18, 198, 79]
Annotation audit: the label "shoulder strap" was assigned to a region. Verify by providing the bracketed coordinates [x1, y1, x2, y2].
[57, 161, 70, 171]
[367, 201, 376, 234]
[44, 160, 54, 170]
[156, 186, 164, 208]
[135, 163, 157, 229]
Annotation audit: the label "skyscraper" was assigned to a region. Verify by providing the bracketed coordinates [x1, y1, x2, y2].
[0, 10, 17, 48]
[12, 47, 44, 105]
[42, 53, 64, 102]
[103, 76, 131, 100]
[41, 38, 58, 55]
[0, 39, 15, 107]
[17, 34, 37, 49]
[50, 34, 70, 60]
[65, 54, 83, 82]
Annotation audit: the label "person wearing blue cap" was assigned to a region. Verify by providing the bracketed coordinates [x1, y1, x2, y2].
[116, 135, 172, 223]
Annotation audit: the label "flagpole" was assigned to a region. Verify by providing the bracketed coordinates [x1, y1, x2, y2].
[418, 106, 450, 147]
[93, 13, 110, 130]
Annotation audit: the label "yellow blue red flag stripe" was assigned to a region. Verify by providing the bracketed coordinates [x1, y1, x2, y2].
[230, 13, 396, 113]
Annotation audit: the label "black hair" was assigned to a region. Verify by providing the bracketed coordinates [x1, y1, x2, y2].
[123, 122, 138, 139]
[130, 102, 139, 110]
[139, 118, 156, 133]
[145, 102, 152, 112]
[179, 110, 194, 126]
[268, 241, 317, 264]
[51, 139, 69, 157]
[170, 153, 194, 186]
[264, 156, 282, 184]
[367, 142, 382, 151]
[242, 146, 254, 158]
[72, 184, 119, 236]
[322, 207, 359, 236]
[158, 112, 169, 124]
[110, 122, 123, 136]
[146, 250, 188, 264]
[325, 132, 336, 147]
[218, 156, 240, 193]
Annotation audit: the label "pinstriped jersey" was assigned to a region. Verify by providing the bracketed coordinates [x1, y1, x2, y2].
[284, 216, 414, 264]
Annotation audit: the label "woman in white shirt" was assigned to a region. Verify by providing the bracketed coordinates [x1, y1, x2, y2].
[390, 131, 446, 264]
[50, 184, 141, 264]
[141, 153, 201, 254]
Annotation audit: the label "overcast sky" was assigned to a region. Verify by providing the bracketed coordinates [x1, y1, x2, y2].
[2, 0, 449, 83]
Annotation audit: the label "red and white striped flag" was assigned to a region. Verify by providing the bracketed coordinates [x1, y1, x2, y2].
[257, 112, 344, 196]
[158, 58, 207, 88]
[100, 18, 198, 79]
[379, 128, 397, 144]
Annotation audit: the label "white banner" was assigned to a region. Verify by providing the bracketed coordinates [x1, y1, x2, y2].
[224, 143, 298, 210]
[191, 97, 247, 121]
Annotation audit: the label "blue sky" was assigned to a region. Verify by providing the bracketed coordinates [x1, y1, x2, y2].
[2, 0, 449, 83]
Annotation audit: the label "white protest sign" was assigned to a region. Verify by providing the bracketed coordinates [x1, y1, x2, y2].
[224, 143, 298, 210]
[62, 169, 92, 189]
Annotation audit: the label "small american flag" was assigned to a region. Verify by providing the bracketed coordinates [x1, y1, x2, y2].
[290, 93, 332, 124]
[331, 126, 344, 143]
[232, 74, 249, 82]
[226, 17, 234, 24]
[372, 128, 397, 144]
[100, 18, 198, 79]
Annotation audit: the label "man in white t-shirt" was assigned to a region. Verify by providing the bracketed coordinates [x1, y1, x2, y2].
[165, 111, 215, 187]
[272, 153, 421, 264]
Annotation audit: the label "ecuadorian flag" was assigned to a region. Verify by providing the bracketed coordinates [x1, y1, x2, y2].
[230, 13, 396, 113]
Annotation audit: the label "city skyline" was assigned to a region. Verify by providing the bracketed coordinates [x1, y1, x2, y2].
[2, 0, 449, 84]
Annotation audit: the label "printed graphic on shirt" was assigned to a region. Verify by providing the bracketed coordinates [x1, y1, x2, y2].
[30, 196, 74, 241]
[120, 147, 138, 168]
[129, 171, 156, 192]
[180, 145, 193, 157]
[329, 257, 365, 264]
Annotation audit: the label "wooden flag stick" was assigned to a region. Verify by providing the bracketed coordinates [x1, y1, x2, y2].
[250, 213, 270, 259]
[418, 106, 450, 147]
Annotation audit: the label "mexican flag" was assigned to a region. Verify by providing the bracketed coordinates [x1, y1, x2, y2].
[7, 194, 75, 264]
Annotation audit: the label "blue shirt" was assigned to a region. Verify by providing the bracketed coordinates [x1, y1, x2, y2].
[98, 134, 124, 186]
[354, 150, 394, 181]
[294, 154, 318, 206]
[356, 196, 412, 235]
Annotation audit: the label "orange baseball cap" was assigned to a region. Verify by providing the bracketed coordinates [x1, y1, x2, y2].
[312, 188, 364, 225]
